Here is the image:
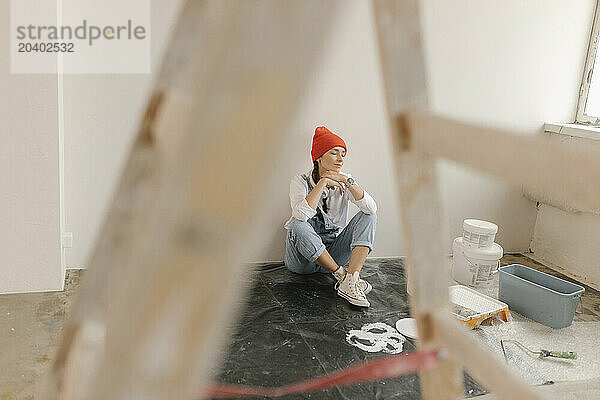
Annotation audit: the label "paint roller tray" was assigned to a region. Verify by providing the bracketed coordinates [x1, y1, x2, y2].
[499, 264, 584, 329]
[449, 285, 510, 329]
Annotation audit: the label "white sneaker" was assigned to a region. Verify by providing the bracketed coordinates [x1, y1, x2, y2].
[337, 271, 370, 307]
[334, 275, 372, 295]
[358, 278, 372, 295]
[332, 266, 347, 283]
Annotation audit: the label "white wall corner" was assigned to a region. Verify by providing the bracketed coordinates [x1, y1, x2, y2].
[530, 204, 600, 291]
[57, 0, 66, 289]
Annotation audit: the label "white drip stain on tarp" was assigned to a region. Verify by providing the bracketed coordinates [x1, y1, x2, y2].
[346, 322, 406, 354]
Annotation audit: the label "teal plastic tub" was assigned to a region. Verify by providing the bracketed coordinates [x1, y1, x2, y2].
[498, 264, 584, 329]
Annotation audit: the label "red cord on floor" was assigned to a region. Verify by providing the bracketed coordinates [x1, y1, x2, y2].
[204, 350, 441, 398]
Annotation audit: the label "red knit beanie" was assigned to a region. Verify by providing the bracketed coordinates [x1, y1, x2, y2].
[311, 126, 347, 162]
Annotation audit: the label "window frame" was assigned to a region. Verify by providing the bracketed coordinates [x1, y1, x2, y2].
[576, 1, 600, 124]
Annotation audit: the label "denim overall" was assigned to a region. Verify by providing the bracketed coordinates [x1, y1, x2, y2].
[284, 174, 377, 274]
[304, 174, 340, 247]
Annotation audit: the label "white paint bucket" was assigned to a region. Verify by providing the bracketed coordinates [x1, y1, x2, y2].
[452, 237, 503, 286]
[462, 219, 498, 248]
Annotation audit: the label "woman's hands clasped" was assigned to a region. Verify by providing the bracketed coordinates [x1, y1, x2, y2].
[320, 171, 348, 193]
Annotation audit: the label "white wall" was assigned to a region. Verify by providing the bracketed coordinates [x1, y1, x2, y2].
[0, 2, 61, 293]
[513, 1, 600, 290]
[428, 0, 600, 288]
[532, 203, 600, 291]
[531, 134, 600, 291]
[256, 1, 400, 261]
[0, 0, 592, 290]
[63, 0, 184, 268]
[262, 0, 592, 260]
[421, 0, 595, 254]
[63, 0, 595, 267]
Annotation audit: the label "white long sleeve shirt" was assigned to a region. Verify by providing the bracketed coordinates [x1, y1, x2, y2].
[284, 170, 377, 233]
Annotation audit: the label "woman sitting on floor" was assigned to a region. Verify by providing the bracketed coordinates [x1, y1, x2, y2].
[284, 126, 377, 307]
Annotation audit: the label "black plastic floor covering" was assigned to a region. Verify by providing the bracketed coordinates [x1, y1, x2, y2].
[211, 259, 486, 399]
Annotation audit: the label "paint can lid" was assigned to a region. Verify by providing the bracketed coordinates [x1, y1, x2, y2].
[463, 219, 498, 235]
[395, 318, 419, 340]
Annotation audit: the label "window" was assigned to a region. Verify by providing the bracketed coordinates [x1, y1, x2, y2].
[577, 1, 600, 124]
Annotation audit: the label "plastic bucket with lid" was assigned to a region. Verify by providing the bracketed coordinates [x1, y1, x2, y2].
[452, 237, 503, 286]
[462, 219, 498, 248]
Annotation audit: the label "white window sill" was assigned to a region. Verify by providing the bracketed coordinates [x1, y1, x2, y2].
[544, 122, 600, 141]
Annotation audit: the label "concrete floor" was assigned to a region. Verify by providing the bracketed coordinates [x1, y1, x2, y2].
[0, 255, 598, 399]
[475, 379, 600, 400]
[0, 270, 81, 400]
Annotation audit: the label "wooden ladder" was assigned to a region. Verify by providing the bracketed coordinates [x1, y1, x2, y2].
[44, 1, 600, 399]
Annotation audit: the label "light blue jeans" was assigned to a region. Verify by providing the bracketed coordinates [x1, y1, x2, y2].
[284, 211, 377, 274]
